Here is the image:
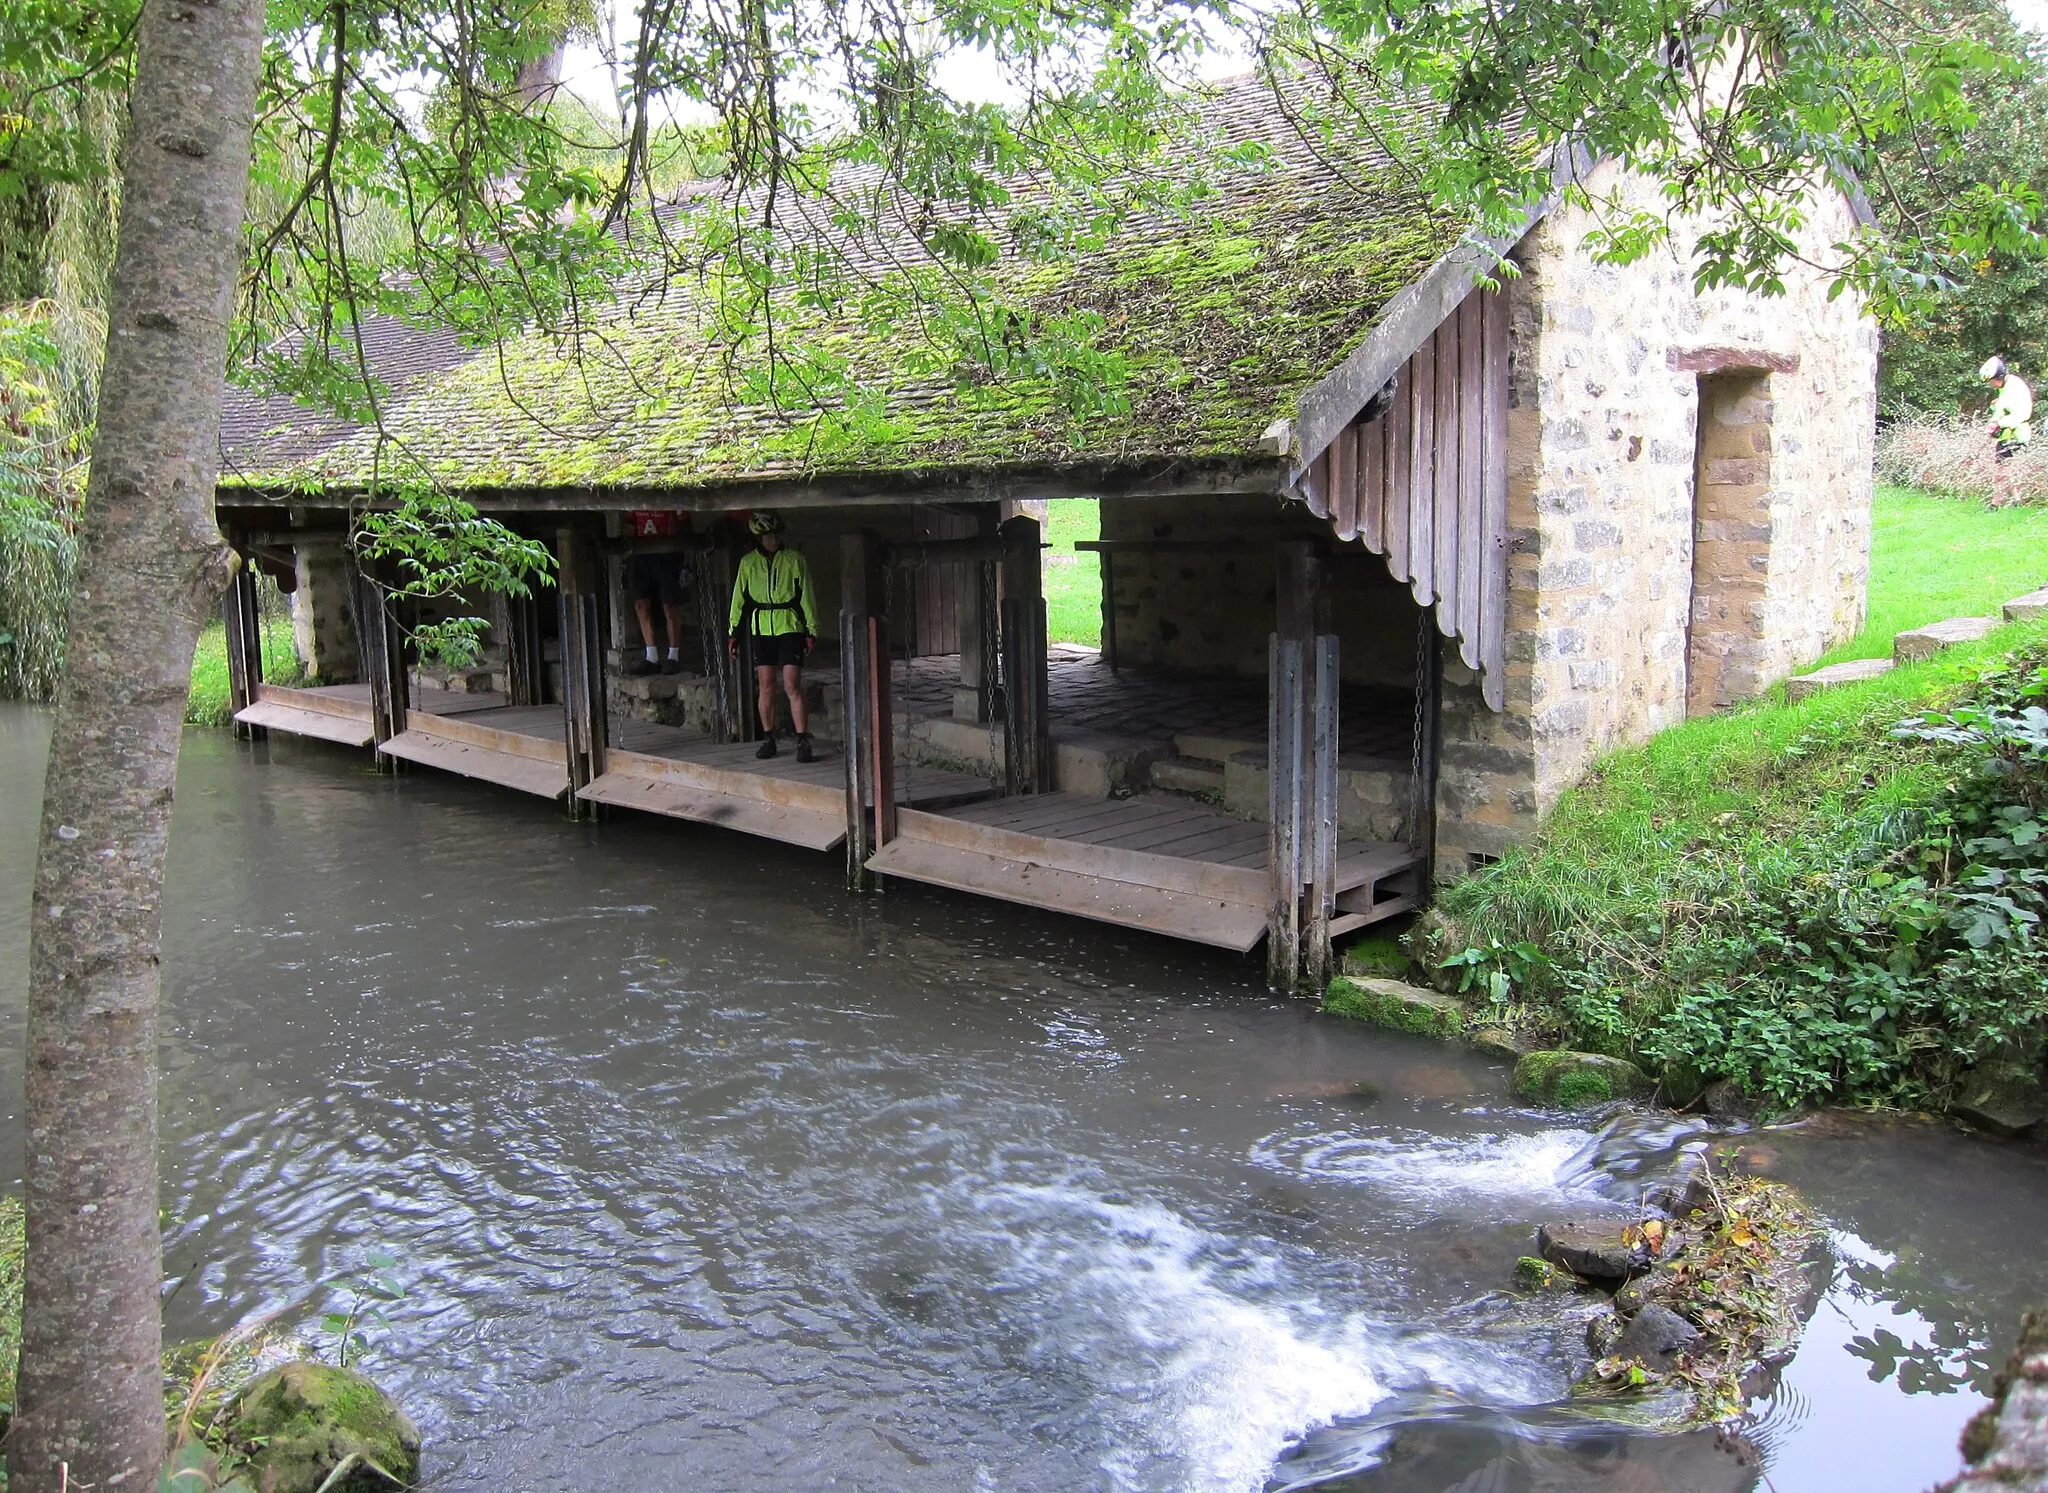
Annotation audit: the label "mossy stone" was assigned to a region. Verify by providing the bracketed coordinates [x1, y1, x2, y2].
[231, 1361, 420, 1493]
[1322, 976, 1470, 1040]
[1513, 1050, 1649, 1107]
[1338, 934, 1410, 981]
[1513, 1255, 1562, 1291]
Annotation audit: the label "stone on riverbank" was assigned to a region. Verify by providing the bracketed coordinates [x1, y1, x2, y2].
[1785, 657, 1894, 702]
[231, 1361, 420, 1493]
[1322, 976, 1470, 1040]
[1939, 1307, 2048, 1492]
[1896, 615, 2000, 663]
[1513, 1050, 1648, 1107]
[1539, 1219, 1655, 1282]
[1952, 1060, 2047, 1139]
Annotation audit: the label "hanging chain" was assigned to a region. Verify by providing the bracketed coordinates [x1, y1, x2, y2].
[981, 557, 1003, 787]
[1409, 615, 1430, 847]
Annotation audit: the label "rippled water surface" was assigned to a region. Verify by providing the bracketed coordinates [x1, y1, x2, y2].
[5, 703, 2048, 1491]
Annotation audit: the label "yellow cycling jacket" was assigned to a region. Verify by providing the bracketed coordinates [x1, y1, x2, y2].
[727, 547, 820, 638]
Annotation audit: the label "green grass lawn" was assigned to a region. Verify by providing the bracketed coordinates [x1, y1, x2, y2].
[186, 611, 302, 726]
[1817, 485, 2048, 666]
[1044, 498, 1103, 647]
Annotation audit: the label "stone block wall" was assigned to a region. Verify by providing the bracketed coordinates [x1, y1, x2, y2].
[1428, 163, 1877, 877]
[290, 538, 359, 684]
[1099, 493, 1425, 688]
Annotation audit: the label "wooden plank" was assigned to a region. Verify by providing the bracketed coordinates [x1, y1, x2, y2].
[1083, 811, 1262, 854]
[1408, 332, 1435, 605]
[254, 683, 373, 722]
[1360, 416, 1387, 554]
[405, 709, 567, 764]
[379, 731, 568, 799]
[1330, 424, 1359, 541]
[866, 837, 1270, 951]
[1457, 292, 1486, 671]
[579, 772, 845, 851]
[1481, 284, 1512, 712]
[1302, 449, 1330, 520]
[232, 700, 373, 747]
[1434, 311, 1462, 633]
[1388, 356, 1413, 582]
[1336, 843, 1426, 889]
[891, 807, 1266, 905]
[605, 745, 844, 816]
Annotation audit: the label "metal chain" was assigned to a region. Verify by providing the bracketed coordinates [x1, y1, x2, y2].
[981, 559, 1003, 787]
[1409, 615, 1430, 847]
[889, 559, 911, 804]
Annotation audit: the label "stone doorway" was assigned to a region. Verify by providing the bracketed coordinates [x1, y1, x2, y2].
[1686, 370, 1776, 715]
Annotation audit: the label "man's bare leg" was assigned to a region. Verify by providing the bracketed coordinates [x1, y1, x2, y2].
[756, 665, 779, 733]
[782, 664, 808, 735]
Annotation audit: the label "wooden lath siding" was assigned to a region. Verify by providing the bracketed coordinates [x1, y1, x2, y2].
[1299, 288, 1510, 710]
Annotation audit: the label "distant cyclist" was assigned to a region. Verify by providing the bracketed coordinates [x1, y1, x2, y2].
[1982, 355, 2033, 506]
[727, 510, 820, 761]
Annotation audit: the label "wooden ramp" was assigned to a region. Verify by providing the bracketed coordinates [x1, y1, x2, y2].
[581, 735, 995, 851]
[233, 683, 375, 745]
[867, 792, 1423, 950]
[380, 705, 567, 799]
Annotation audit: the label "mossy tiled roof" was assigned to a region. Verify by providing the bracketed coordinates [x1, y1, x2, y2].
[218, 76, 1460, 496]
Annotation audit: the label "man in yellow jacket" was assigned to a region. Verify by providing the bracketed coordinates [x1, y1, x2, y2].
[1982, 355, 2033, 506]
[727, 510, 821, 761]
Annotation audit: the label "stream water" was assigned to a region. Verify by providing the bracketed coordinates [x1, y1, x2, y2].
[4, 701, 2047, 1491]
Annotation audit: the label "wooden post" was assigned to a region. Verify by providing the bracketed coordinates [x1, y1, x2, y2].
[505, 590, 546, 707]
[222, 558, 264, 740]
[1269, 541, 1328, 990]
[999, 513, 1051, 795]
[356, 568, 408, 758]
[1100, 548, 1118, 672]
[1305, 632, 1340, 989]
[954, 505, 999, 721]
[840, 529, 895, 886]
[556, 528, 608, 814]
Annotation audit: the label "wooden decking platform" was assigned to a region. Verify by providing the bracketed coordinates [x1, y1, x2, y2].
[582, 735, 994, 851]
[241, 685, 1422, 952]
[868, 792, 1423, 950]
[232, 682, 504, 746]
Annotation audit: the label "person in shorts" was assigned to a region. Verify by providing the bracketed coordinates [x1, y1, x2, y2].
[625, 510, 691, 676]
[1982, 356, 2033, 507]
[726, 510, 820, 760]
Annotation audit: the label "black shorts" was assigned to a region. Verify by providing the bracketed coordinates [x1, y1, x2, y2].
[629, 553, 689, 606]
[746, 632, 808, 668]
[1997, 438, 2026, 462]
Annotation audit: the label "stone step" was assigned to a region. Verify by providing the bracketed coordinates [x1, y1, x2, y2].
[2004, 586, 2048, 623]
[1785, 657, 1894, 702]
[1172, 730, 1262, 767]
[906, 716, 1167, 797]
[1148, 758, 1225, 795]
[1895, 615, 2001, 663]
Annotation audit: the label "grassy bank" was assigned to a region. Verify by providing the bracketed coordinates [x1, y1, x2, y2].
[1426, 618, 2048, 1110]
[1819, 486, 2048, 665]
[1044, 498, 1102, 647]
[186, 611, 302, 726]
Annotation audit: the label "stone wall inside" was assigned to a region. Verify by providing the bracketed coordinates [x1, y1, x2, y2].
[1099, 493, 1424, 689]
[290, 538, 359, 684]
[1430, 165, 1878, 875]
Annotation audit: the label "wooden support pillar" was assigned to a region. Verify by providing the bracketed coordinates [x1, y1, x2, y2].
[556, 528, 608, 813]
[841, 529, 895, 889]
[504, 590, 546, 707]
[355, 568, 408, 758]
[954, 504, 999, 722]
[1100, 547, 1119, 672]
[223, 558, 265, 740]
[1268, 542, 1338, 991]
[999, 513, 1051, 795]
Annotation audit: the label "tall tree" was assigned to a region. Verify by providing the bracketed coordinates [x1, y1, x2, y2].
[7, 0, 2047, 1480]
[14, 0, 265, 1484]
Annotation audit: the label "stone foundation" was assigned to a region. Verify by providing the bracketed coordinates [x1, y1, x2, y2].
[291, 539, 359, 684]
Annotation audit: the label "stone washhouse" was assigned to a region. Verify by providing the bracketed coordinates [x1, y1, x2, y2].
[214, 77, 1879, 987]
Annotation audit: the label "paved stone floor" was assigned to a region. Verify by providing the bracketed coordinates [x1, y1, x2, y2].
[814, 643, 1413, 760]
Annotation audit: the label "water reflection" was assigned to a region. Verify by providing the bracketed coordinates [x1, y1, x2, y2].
[0, 707, 2038, 1490]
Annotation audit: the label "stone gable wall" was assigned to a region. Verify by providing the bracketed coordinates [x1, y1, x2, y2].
[1431, 165, 1878, 876]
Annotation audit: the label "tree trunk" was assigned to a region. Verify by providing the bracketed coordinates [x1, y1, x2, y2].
[12, 0, 264, 1481]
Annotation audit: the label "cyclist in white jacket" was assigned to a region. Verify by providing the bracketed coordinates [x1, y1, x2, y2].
[1982, 355, 2033, 505]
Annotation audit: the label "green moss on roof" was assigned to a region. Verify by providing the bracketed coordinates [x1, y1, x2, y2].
[224, 150, 1458, 493]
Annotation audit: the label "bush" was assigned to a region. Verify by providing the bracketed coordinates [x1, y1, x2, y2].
[1437, 633, 2048, 1110]
[1878, 413, 2048, 506]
